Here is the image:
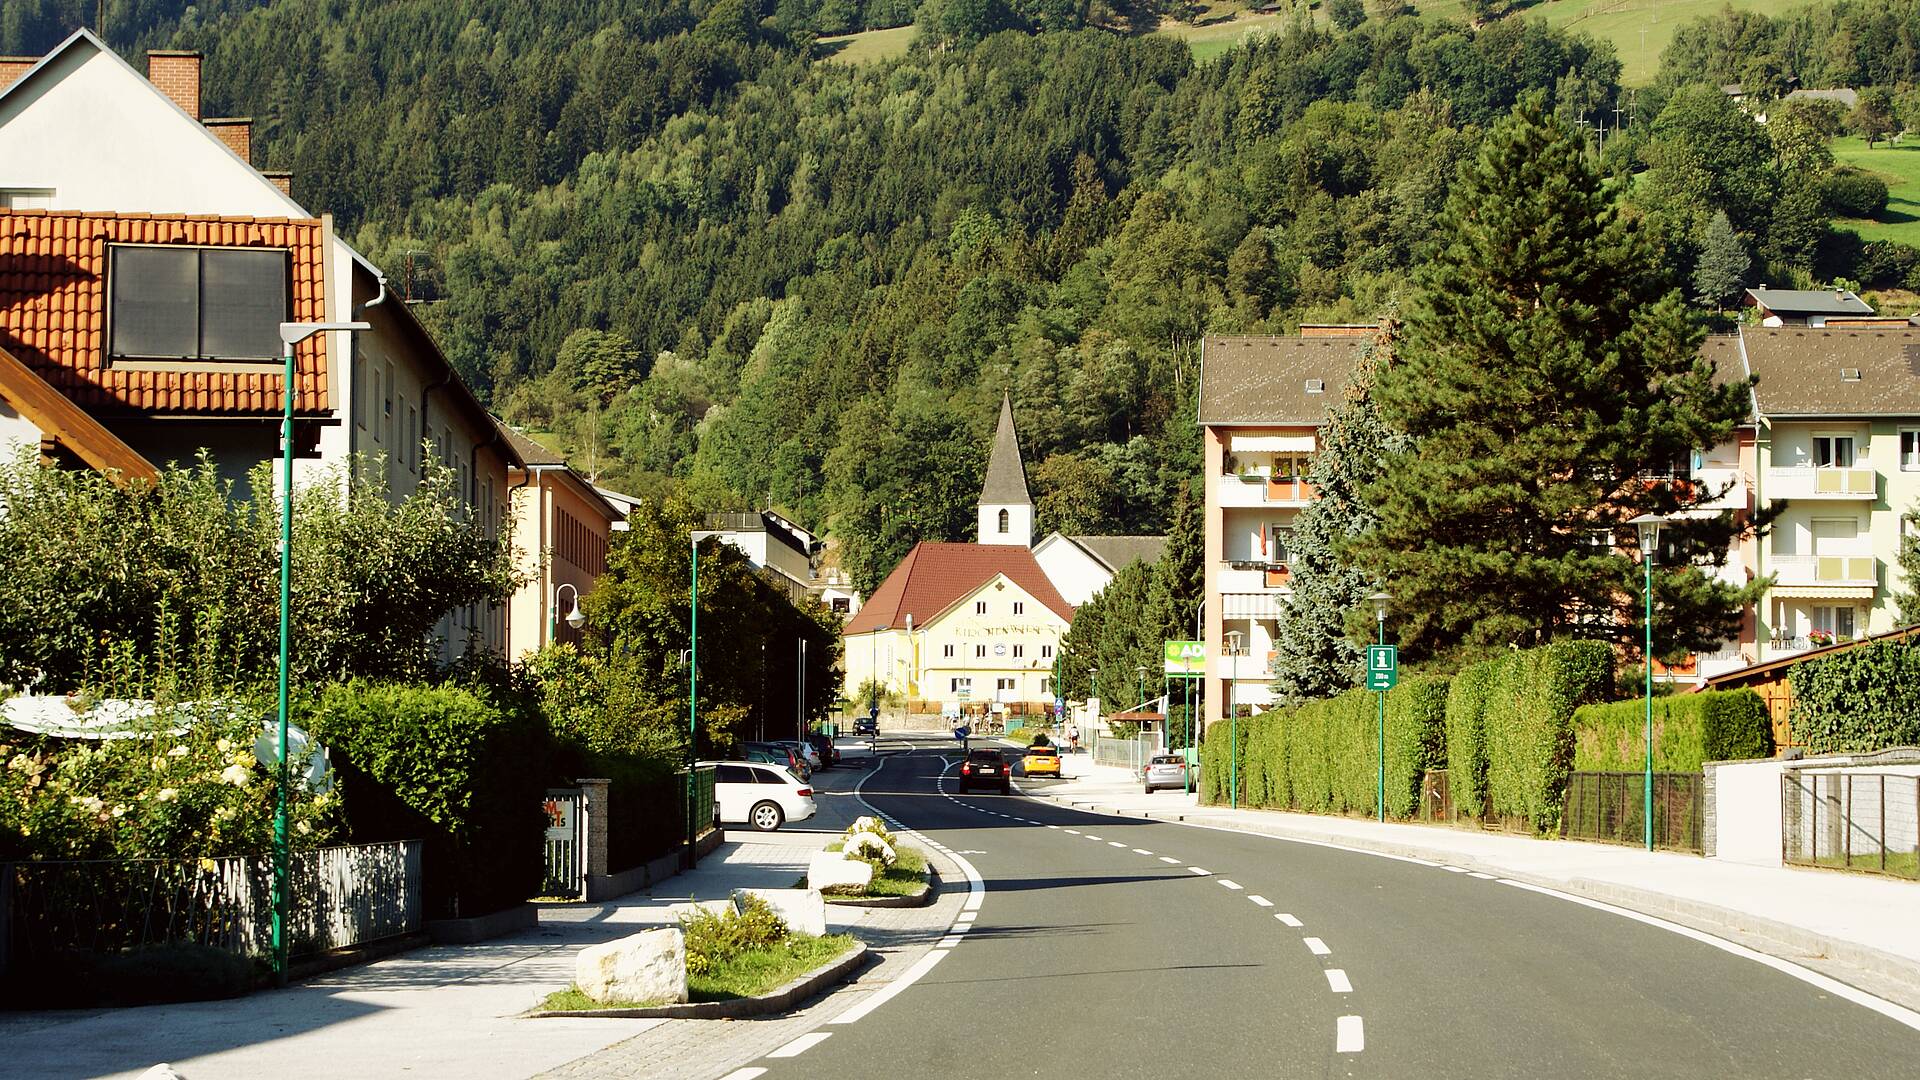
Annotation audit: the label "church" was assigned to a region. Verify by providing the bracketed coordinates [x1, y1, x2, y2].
[840, 395, 1163, 720]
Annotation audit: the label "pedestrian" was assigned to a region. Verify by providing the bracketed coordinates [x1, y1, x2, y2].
[1067, 723, 1080, 753]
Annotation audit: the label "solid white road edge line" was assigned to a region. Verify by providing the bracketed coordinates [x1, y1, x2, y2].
[1336, 1015, 1365, 1053]
[1497, 878, 1920, 1034]
[767, 1033, 833, 1058]
[1325, 969, 1354, 993]
[719, 1069, 768, 1080]
[1304, 937, 1331, 956]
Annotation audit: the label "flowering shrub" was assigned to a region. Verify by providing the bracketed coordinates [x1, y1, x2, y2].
[680, 894, 789, 976]
[0, 703, 335, 862]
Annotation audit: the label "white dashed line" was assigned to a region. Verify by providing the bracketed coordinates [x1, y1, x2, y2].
[955, 911, 976, 922]
[1085, 835, 1104, 841]
[720, 1069, 768, 1080]
[1218, 879, 1243, 890]
[1304, 937, 1331, 956]
[1248, 895, 1274, 907]
[1046, 824, 1060, 829]
[1187, 866, 1210, 875]
[937, 935, 962, 948]
[1159, 856, 1181, 864]
[1336, 1015, 1365, 1053]
[1133, 848, 1153, 855]
[768, 1033, 833, 1058]
[1108, 841, 1127, 848]
[1325, 969, 1353, 993]
[1064, 829, 1080, 835]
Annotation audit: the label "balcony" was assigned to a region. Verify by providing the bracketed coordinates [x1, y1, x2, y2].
[1690, 467, 1748, 511]
[1216, 474, 1318, 508]
[1765, 466, 1877, 501]
[1771, 554, 1879, 588]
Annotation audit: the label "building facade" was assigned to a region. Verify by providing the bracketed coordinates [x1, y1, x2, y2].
[503, 426, 623, 659]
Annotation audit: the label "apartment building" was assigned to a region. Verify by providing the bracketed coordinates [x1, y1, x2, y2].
[502, 425, 624, 658]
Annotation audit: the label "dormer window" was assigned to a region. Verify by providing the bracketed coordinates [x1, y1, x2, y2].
[998, 508, 1009, 533]
[109, 245, 289, 362]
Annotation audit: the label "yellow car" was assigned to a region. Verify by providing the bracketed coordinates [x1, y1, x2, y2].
[1022, 743, 1061, 777]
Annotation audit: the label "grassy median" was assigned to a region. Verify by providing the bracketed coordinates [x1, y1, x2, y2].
[540, 932, 859, 1010]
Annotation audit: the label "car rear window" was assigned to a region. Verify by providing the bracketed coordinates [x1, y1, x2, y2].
[717, 764, 755, 783]
[1152, 756, 1182, 764]
[968, 749, 1003, 762]
[752, 767, 787, 784]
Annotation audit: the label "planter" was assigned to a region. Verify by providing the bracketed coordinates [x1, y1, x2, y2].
[527, 942, 870, 1020]
[825, 865, 938, 908]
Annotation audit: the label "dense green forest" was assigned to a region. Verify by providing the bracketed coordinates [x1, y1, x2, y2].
[6, 1, 1914, 597]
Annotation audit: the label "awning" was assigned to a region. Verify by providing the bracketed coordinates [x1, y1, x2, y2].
[1230, 434, 1315, 453]
[1769, 585, 1876, 600]
[1221, 592, 1284, 619]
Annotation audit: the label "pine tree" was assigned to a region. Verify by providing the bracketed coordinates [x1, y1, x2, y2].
[1895, 503, 1920, 626]
[1360, 97, 1762, 656]
[1690, 211, 1750, 308]
[1272, 337, 1403, 702]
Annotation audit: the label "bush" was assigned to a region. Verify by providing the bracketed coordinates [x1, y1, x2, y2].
[1385, 675, 1450, 819]
[1443, 660, 1494, 818]
[1855, 239, 1920, 289]
[1788, 639, 1920, 753]
[1482, 641, 1614, 834]
[1823, 168, 1891, 218]
[680, 894, 789, 978]
[305, 681, 551, 919]
[1574, 689, 1773, 772]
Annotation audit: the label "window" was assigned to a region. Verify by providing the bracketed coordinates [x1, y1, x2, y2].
[0, 188, 55, 209]
[1041, 644, 1054, 659]
[109, 246, 288, 361]
[951, 677, 972, 693]
[998, 508, 1009, 533]
[1041, 678, 1053, 696]
[753, 767, 786, 784]
[715, 764, 754, 784]
[1902, 430, 1920, 471]
[407, 405, 419, 471]
[943, 644, 955, 658]
[1812, 605, 1858, 639]
[1814, 435, 1856, 468]
[1013, 601, 1025, 615]
[975, 644, 987, 658]
[997, 678, 1015, 692]
[1013, 644, 1025, 658]
[831, 598, 850, 614]
[1813, 518, 1859, 555]
[1266, 524, 1294, 563]
[975, 600, 988, 615]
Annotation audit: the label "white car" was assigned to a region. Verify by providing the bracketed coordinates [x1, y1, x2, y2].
[706, 761, 817, 831]
[774, 739, 823, 770]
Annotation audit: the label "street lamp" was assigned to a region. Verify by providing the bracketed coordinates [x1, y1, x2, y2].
[550, 581, 586, 643]
[1136, 664, 1147, 710]
[687, 530, 721, 869]
[1368, 591, 1392, 823]
[1226, 629, 1242, 809]
[1630, 513, 1670, 852]
[271, 319, 368, 984]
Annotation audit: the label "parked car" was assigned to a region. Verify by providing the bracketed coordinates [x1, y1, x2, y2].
[705, 761, 816, 831]
[1140, 754, 1192, 793]
[806, 732, 839, 768]
[744, 742, 811, 781]
[854, 715, 878, 736]
[958, 748, 1011, 794]
[774, 739, 824, 771]
[1021, 742, 1061, 777]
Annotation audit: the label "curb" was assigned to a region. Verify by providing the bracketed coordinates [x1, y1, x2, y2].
[825, 864, 939, 909]
[527, 941, 872, 1020]
[1023, 787, 1920, 998]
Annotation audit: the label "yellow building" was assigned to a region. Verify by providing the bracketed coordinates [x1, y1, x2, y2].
[502, 425, 626, 657]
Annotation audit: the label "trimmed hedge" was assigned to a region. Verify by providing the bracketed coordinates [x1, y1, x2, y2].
[1573, 689, 1773, 772]
[306, 682, 551, 920]
[1788, 639, 1920, 753]
[1482, 641, 1613, 834]
[1443, 660, 1493, 818]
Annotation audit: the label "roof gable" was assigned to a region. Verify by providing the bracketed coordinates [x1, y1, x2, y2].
[922, 571, 1068, 628]
[843, 541, 1074, 635]
[1070, 534, 1167, 573]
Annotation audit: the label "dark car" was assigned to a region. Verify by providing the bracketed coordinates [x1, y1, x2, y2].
[806, 732, 839, 768]
[854, 716, 879, 736]
[958, 748, 1011, 794]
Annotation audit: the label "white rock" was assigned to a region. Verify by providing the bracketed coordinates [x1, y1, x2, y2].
[807, 851, 874, 894]
[843, 831, 897, 867]
[735, 887, 827, 936]
[574, 927, 688, 1006]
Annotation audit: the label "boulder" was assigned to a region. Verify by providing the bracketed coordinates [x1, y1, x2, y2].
[843, 832, 897, 867]
[575, 927, 688, 1005]
[807, 852, 873, 895]
[734, 887, 827, 936]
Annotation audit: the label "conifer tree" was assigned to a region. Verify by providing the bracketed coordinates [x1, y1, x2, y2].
[1360, 97, 1762, 655]
[1691, 211, 1750, 308]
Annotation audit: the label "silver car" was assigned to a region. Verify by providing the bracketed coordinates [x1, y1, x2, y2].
[1141, 755, 1191, 793]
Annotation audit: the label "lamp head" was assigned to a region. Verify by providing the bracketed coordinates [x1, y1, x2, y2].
[1368, 590, 1391, 623]
[565, 600, 587, 631]
[1629, 513, 1669, 559]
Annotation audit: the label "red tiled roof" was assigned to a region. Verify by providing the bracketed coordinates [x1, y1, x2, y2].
[0, 209, 328, 416]
[843, 542, 1075, 635]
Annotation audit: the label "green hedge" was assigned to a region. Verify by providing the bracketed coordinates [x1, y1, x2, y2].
[1443, 660, 1494, 818]
[1788, 639, 1920, 753]
[1482, 641, 1614, 834]
[307, 682, 551, 919]
[1574, 689, 1773, 772]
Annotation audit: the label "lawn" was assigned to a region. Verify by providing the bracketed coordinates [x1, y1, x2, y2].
[815, 841, 931, 897]
[540, 932, 858, 1009]
[1831, 136, 1920, 249]
[816, 24, 916, 65]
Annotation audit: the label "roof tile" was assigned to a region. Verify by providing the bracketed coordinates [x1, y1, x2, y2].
[843, 542, 1075, 635]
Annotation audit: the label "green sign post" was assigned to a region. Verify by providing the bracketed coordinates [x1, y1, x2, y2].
[1164, 641, 1204, 793]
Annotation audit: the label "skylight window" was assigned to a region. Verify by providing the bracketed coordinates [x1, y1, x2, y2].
[109, 246, 289, 361]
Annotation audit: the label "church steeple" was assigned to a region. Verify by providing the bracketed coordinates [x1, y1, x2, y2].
[978, 392, 1032, 547]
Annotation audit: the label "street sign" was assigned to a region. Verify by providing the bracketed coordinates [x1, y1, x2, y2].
[1366, 645, 1399, 690]
[954, 725, 970, 742]
[1163, 640, 1205, 677]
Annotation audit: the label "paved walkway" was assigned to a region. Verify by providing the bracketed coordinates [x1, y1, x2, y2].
[1019, 751, 1920, 1008]
[0, 740, 950, 1080]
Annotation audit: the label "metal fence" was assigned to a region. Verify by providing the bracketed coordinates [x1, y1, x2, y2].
[1782, 771, 1920, 880]
[1561, 771, 1704, 853]
[3, 840, 422, 971]
[1092, 732, 1161, 772]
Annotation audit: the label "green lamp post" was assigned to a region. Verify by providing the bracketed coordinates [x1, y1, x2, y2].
[1367, 591, 1392, 823]
[1631, 514, 1669, 852]
[1226, 629, 1241, 809]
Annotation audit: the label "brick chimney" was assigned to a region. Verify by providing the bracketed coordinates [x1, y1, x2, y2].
[0, 57, 36, 94]
[203, 118, 252, 164]
[263, 171, 293, 197]
[146, 50, 201, 119]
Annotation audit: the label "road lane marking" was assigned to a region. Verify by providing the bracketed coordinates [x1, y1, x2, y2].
[1047, 824, 1060, 829]
[1497, 878, 1920, 1034]
[1248, 895, 1273, 907]
[1325, 969, 1353, 993]
[1218, 879, 1243, 890]
[1109, 841, 1127, 847]
[1304, 937, 1331, 955]
[1468, 871, 1495, 879]
[1336, 1015, 1364, 1053]
[1084, 834, 1103, 840]
[956, 911, 975, 922]
[831, 950, 948, 1024]
[1159, 856, 1181, 864]
[1133, 848, 1153, 855]
[768, 1033, 833, 1058]
[720, 1070, 768, 1080]
[1064, 829, 1080, 834]
[1441, 865, 1470, 873]
[937, 935, 963, 948]
[1187, 866, 1210, 875]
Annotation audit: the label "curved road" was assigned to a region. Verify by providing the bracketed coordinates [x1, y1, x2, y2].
[752, 737, 1920, 1078]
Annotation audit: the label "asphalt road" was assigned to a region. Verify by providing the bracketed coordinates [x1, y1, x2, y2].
[760, 736, 1920, 1078]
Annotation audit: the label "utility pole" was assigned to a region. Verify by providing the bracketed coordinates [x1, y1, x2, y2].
[797, 638, 807, 745]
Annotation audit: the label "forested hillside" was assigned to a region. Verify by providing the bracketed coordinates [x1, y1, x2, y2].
[5, 2, 1910, 595]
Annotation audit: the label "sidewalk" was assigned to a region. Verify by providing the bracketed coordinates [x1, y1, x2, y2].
[0, 748, 946, 1080]
[1020, 753, 1920, 1006]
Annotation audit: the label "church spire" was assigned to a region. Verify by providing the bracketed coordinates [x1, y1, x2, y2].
[978, 392, 1032, 547]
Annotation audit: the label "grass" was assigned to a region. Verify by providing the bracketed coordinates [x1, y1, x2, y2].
[539, 932, 859, 1010]
[815, 24, 917, 65]
[1812, 850, 1920, 879]
[815, 841, 931, 897]
[1831, 136, 1920, 248]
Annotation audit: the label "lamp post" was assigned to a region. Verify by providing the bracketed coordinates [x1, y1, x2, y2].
[687, 530, 720, 869]
[1368, 591, 1392, 823]
[1136, 665, 1147, 711]
[1226, 629, 1241, 809]
[550, 581, 586, 643]
[271, 319, 368, 985]
[870, 625, 886, 719]
[1631, 514, 1669, 852]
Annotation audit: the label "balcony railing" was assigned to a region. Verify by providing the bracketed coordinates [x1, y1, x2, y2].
[1771, 554, 1878, 587]
[1217, 474, 1317, 506]
[1765, 466, 1877, 500]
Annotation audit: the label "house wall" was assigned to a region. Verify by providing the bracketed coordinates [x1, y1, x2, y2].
[1032, 536, 1111, 608]
[1203, 423, 1315, 725]
[508, 468, 615, 659]
[0, 398, 41, 457]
